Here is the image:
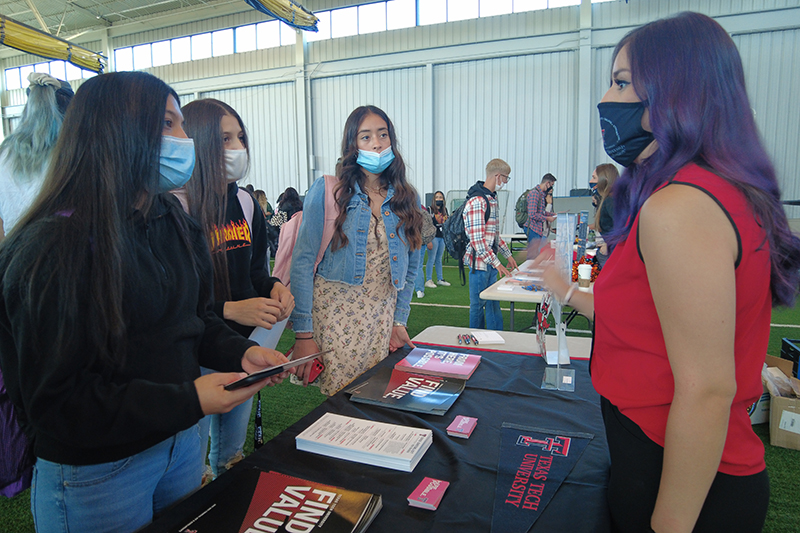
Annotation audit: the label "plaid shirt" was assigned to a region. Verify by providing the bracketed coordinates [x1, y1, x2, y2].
[524, 186, 548, 235]
[463, 193, 511, 271]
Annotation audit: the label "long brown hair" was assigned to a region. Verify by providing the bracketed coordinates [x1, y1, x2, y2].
[429, 190, 448, 217]
[594, 163, 619, 234]
[182, 98, 250, 301]
[0, 72, 181, 368]
[331, 106, 422, 251]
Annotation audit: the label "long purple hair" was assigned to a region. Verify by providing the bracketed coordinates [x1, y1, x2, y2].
[607, 11, 800, 307]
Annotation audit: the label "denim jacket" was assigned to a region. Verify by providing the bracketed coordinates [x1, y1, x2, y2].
[289, 176, 420, 333]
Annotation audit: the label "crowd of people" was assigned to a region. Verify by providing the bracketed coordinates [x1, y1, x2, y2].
[0, 11, 798, 533]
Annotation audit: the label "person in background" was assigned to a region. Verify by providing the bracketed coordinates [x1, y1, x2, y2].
[289, 105, 422, 395]
[414, 203, 433, 299]
[592, 163, 619, 267]
[0, 72, 73, 500]
[463, 159, 518, 330]
[179, 98, 294, 482]
[269, 186, 303, 229]
[427, 191, 450, 287]
[0, 72, 290, 533]
[254, 189, 273, 218]
[0, 72, 73, 238]
[524, 173, 557, 258]
[543, 12, 800, 532]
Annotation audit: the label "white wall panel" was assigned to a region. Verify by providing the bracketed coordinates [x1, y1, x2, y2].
[200, 83, 299, 205]
[309, 67, 427, 193]
[433, 52, 576, 234]
[590, 46, 616, 173]
[735, 28, 800, 217]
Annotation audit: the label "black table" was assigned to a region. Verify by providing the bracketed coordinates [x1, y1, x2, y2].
[143, 343, 611, 532]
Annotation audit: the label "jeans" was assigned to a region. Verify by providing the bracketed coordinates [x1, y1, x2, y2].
[469, 265, 503, 330]
[197, 367, 251, 478]
[415, 248, 427, 291]
[525, 227, 546, 259]
[426, 237, 445, 281]
[31, 426, 202, 533]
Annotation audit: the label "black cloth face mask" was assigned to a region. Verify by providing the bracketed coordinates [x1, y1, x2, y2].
[597, 101, 655, 167]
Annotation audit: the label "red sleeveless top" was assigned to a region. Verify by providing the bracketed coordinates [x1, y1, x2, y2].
[592, 163, 771, 476]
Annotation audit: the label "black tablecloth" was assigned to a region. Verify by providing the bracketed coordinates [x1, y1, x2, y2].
[143, 343, 611, 533]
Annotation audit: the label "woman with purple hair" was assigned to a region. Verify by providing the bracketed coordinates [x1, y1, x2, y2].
[543, 12, 800, 532]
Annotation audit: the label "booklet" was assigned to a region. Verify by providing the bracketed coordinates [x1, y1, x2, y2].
[407, 477, 450, 511]
[470, 331, 505, 345]
[346, 366, 465, 416]
[224, 350, 331, 391]
[296, 413, 432, 473]
[394, 348, 481, 380]
[171, 467, 382, 533]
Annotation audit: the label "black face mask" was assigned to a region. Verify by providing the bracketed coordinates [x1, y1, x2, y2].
[435, 200, 444, 207]
[597, 101, 655, 167]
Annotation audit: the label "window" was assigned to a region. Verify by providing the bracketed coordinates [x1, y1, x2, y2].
[20, 65, 35, 84]
[49, 61, 67, 80]
[359, 2, 386, 34]
[418, 0, 446, 26]
[34, 62, 50, 73]
[386, 0, 416, 30]
[115, 47, 133, 71]
[65, 62, 83, 80]
[191, 33, 212, 60]
[306, 11, 331, 42]
[331, 6, 358, 38]
[212, 28, 234, 56]
[82, 70, 97, 79]
[172, 37, 191, 63]
[236, 24, 257, 52]
[152, 41, 171, 67]
[280, 22, 296, 46]
[257, 20, 280, 49]
[133, 44, 152, 70]
[514, 0, 548, 11]
[449, 0, 479, 22]
[480, 0, 513, 17]
[5, 68, 21, 90]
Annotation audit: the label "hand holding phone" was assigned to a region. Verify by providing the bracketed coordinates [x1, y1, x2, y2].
[224, 350, 330, 391]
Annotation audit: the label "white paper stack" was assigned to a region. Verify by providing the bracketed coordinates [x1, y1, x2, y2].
[296, 412, 433, 472]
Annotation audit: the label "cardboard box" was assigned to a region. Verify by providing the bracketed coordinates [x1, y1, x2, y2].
[766, 355, 800, 451]
[780, 338, 799, 378]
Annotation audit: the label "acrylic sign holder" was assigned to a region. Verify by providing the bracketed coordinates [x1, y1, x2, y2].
[542, 212, 577, 392]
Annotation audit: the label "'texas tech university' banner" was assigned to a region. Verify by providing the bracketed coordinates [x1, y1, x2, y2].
[492, 423, 594, 533]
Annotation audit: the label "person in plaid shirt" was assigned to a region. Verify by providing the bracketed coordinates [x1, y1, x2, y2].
[463, 159, 518, 330]
[524, 173, 557, 257]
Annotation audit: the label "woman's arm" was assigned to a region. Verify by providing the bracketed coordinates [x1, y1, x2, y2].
[640, 184, 739, 533]
[289, 178, 327, 333]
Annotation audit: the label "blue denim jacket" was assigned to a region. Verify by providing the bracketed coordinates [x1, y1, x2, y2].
[289, 176, 420, 332]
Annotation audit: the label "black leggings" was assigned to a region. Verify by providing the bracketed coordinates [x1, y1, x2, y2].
[601, 397, 769, 533]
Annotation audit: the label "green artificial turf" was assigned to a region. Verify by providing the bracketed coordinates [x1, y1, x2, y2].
[1, 261, 798, 532]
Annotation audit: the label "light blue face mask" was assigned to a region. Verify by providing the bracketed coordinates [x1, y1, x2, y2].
[357, 146, 395, 175]
[158, 136, 196, 192]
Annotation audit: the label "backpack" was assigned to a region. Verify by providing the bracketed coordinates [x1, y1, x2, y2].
[514, 188, 532, 228]
[442, 191, 491, 286]
[420, 207, 436, 246]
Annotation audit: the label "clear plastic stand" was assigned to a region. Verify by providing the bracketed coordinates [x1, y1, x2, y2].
[542, 213, 577, 392]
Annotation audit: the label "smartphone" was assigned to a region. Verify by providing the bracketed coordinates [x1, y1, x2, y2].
[223, 350, 330, 391]
[307, 358, 325, 383]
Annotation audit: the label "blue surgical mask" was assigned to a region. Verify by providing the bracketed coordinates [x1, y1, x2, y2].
[597, 101, 655, 167]
[159, 136, 196, 192]
[357, 146, 395, 175]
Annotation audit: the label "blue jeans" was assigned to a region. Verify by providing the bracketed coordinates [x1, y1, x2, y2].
[415, 248, 428, 291]
[525, 227, 546, 259]
[31, 426, 202, 533]
[198, 367, 251, 478]
[469, 265, 503, 330]
[426, 237, 445, 281]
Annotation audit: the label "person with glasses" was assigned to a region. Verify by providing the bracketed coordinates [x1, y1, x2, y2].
[523, 173, 557, 258]
[463, 159, 518, 330]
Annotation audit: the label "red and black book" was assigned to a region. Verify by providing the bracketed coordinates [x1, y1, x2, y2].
[173, 468, 381, 533]
[394, 348, 481, 380]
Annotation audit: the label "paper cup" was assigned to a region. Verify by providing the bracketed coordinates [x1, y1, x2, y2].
[577, 264, 592, 287]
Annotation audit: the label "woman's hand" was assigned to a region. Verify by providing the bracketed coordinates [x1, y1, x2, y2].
[389, 325, 415, 352]
[195, 371, 271, 416]
[291, 338, 321, 386]
[270, 282, 295, 321]
[241, 345, 290, 378]
[427, 242, 434, 250]
[223, 298, 281, 328]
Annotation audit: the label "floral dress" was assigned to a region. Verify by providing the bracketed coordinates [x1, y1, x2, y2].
[311, 215, 396, 395]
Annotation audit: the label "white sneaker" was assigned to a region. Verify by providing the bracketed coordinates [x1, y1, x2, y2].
[416, 290, 425, 298]
[437, 279, 451, 286]
[424, 280, 437, 289]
